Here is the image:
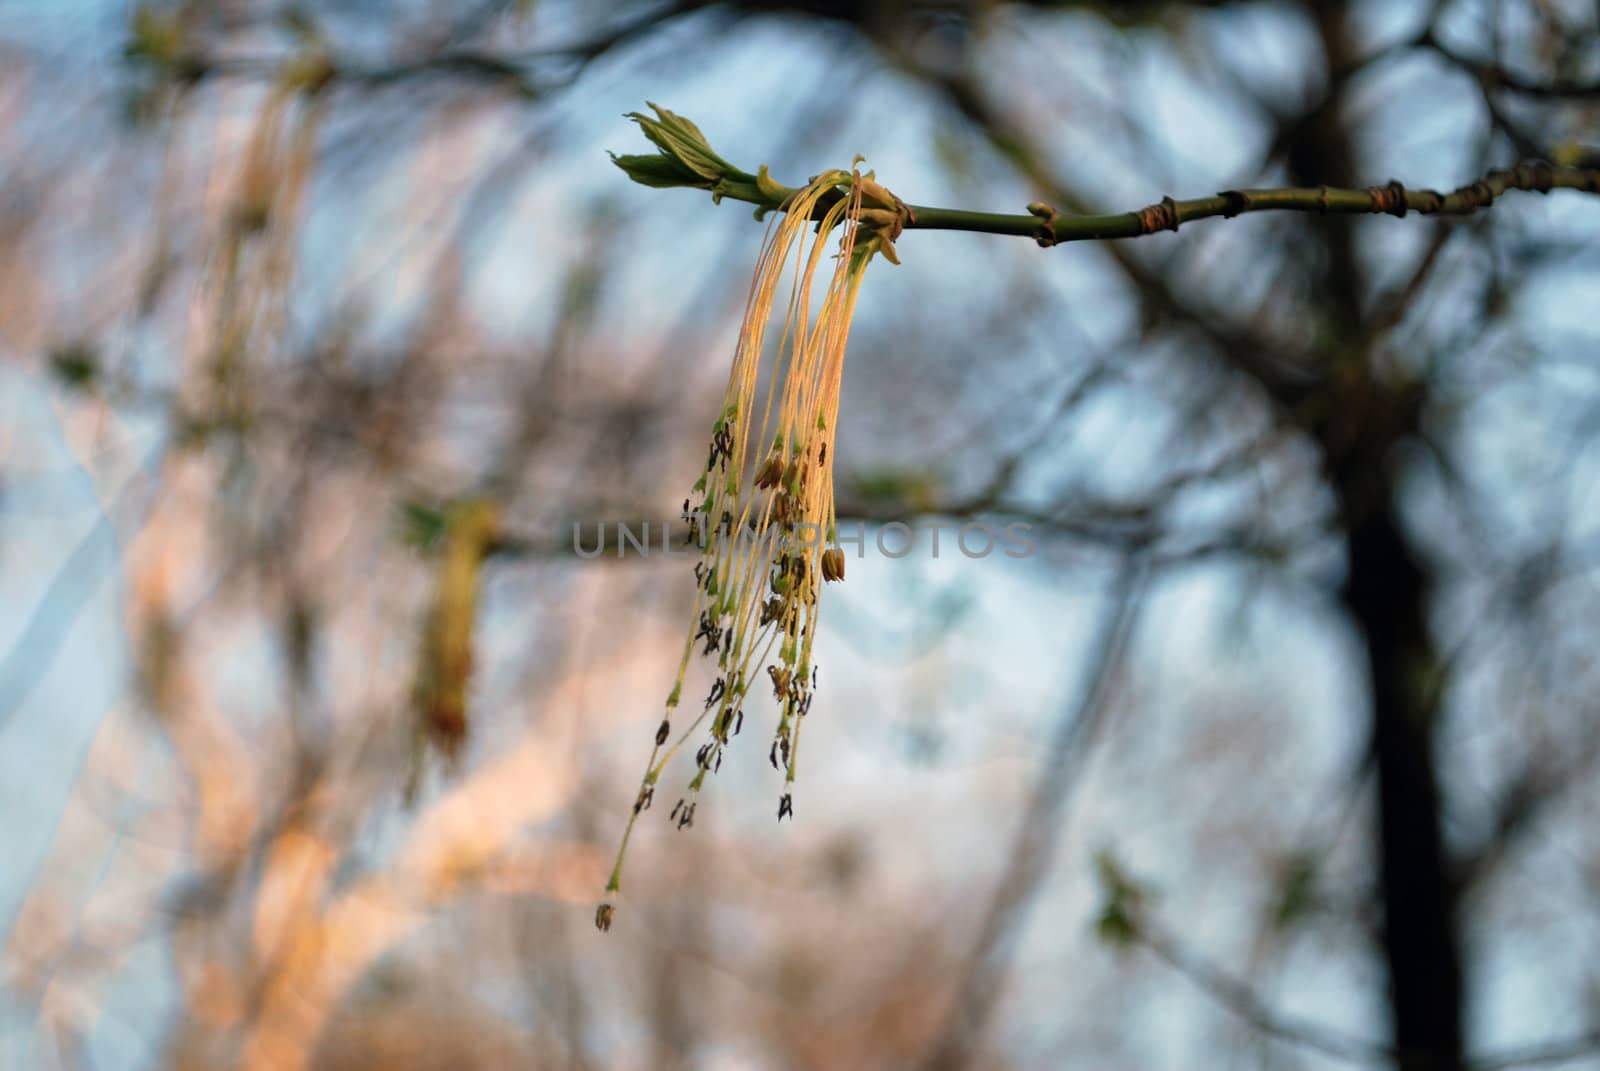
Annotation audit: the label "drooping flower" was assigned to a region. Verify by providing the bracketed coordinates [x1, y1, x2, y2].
[599, 158, 909, 927]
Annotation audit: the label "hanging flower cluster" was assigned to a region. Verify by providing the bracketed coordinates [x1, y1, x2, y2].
[599, 114, 910, 930]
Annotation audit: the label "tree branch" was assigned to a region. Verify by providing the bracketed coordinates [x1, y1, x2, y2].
[1135, 914, 1392, 1066]
[919, 558, 1148, 1071]
[1132, 907, 1600, 1071]
[1425, 32, 1600, 101]
[613, 107, 1600, 246]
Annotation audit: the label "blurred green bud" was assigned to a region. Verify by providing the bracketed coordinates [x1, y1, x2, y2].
[49, 344, 99, 392]
[126, 4, 183, 66]
[281, 49, 336, 94]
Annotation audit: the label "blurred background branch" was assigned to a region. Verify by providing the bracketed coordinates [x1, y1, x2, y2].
[3, 1, 1600, 1069]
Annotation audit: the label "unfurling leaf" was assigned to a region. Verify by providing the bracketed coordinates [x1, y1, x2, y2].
[624, 102, 742, 184]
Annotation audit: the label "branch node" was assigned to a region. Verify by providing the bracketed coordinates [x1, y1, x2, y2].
[1135, 196, 1181, 235]
[1367, 179, 1408, 218]
[1318, 185, 1331, 213]
[1161, 195, 1181, 233]
[1218, 190, 1249, 218]
[1520, 159, 1555, 193]
[1027, 200, 1057, 246]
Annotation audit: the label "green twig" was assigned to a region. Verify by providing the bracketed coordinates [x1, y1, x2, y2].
[614, 104, 1600, 248]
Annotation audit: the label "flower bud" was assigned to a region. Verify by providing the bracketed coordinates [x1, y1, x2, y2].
[859, 175, 905, 214]
[768, 665, 792, 698]
[858, 207, 903, 229]
[755, 454, 784, 489]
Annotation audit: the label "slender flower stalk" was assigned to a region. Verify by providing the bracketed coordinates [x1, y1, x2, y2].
[598, 129, 908, 929]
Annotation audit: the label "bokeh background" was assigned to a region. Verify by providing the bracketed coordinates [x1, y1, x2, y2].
[3, 1, 1600, 1068]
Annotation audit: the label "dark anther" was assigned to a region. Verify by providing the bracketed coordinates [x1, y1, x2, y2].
[1218, 189, 1249, 218]
[670, 799, 683, 821]
[768, 665, 791, 698]
[655, 720, 671, 746]
[777, 793, 793, 822]
[696, 611, 722, 655]
[595, 903, 614, 931]
[760, 596, 783, 626]
[677, 802, 696, 829]
[634, 785, 654, 814]
[707, 424, 736, 470]
[704, 677, 726, 710]
[769, 740, 779, 770]
[734, 709, 744, 736]
[714, 750, 722, 773]
[696, 743, 712, 769]
[709, 425, 735, 469]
